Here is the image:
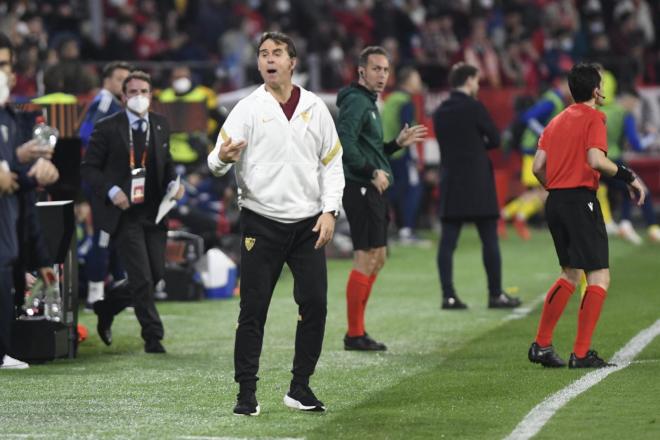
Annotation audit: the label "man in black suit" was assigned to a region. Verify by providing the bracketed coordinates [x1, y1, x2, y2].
[433, 62, 521, 310]
[81, 71, 184, 353]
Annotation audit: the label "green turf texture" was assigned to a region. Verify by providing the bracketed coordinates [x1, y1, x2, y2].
[1, 225, 658, 439]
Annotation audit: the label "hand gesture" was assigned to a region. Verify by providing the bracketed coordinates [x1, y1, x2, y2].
[219, 136, 247, 163]
[174, 184, 185, 200]
[112, 189, 130, 210]
[39, 267, 56, 286]
[0, 169, 19, 195]
[371, 169, 390, 194]
[395, 123, 428, 148]
[628, 176, 647, 206]
[313, 212, 336, 249]
[27, 158, 59, 186]
[16, 139, 53, 164]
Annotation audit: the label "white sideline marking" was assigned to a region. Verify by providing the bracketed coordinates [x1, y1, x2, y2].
[503, 293, 545, 321]
[504, 319, 660, 440]
[179, 437, 304, 440]
[2, 436, 48, 439]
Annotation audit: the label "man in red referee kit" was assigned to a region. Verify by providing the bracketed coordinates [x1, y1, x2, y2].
[528, 63, 646, 368]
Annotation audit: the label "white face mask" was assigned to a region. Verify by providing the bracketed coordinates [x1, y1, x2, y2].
[0, 70, 9, 106]
[173, 77, 192, 94]
[127, 95, 150, 115]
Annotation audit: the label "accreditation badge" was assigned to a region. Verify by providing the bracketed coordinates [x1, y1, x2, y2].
[130, 167, 146, 205]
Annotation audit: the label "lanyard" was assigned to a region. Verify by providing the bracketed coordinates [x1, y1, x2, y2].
[128, 119, 150, 169]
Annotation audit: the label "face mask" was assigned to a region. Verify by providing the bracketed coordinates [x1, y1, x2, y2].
[173, 77, 192, 94]
[0, 70, 9, 106]
[127, 95, 150, 115]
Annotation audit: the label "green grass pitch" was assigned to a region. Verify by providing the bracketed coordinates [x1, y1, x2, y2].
[1, 225, 659, 439]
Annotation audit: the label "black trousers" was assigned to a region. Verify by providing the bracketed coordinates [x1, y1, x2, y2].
[0, 260, 15, 361]
[437, 218, 502, 299]
[111, 213, 166, 342]
[235, 209, 327, 390]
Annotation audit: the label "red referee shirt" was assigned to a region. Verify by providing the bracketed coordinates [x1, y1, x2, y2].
[538, 103, 608, 190]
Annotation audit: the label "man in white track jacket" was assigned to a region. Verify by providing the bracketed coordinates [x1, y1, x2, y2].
[208, 31, 344, 416]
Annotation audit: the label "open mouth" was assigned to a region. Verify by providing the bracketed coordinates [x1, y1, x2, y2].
[267, 69, 277, 74]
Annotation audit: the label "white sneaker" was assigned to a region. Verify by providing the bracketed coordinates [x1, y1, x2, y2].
[1, 355, 29, 369]
[619, 220, 643, 245]
[605, 221, 619, 236]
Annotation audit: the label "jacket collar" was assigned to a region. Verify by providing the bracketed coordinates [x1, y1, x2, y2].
[351, 82, 378, 102]
[255, 83, 316, 119]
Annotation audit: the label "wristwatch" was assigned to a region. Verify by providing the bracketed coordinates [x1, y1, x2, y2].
[328, 210, 340, 219]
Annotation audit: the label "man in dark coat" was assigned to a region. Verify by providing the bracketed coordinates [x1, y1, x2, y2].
[433, 62, 522, 310]
[81, 71, 184, 353]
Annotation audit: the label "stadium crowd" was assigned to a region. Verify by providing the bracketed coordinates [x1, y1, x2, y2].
[0, 0, 659, 96]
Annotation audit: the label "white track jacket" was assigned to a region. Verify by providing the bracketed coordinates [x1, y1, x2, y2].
[208, 84, 344, 223]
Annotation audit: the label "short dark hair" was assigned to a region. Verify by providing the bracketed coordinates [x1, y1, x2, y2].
[102, 61, 132, 80]
[257, 32, 296, 58]
[122, 70, 152, 94]
[0, 32, 14, 63]
[359, 46, 390, 67]
[396, 66, 418, 87]
[568, 63, 601, 103]
[448, 62, 479, 88]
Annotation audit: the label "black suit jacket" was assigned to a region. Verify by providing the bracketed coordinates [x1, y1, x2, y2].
[81, 111, 175, 234]
[433, 91, 501, 220]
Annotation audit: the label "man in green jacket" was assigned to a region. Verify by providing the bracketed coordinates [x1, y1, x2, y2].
[336, 46, 427, 351]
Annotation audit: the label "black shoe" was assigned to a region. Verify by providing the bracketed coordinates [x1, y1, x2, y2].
[283, 384, 325, 412]
[93, 302, 113, 346]
[233, 390, 260, 416]
[344, 333, 387, 351]
[488, 292, 522, 309]
[528, 342, 566, 367]
[442, 296, 468, 310]
[144, 340, 166, 354]
[568, 350, 615, 369]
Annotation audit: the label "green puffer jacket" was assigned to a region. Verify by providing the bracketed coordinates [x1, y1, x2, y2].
[336, 83, 400, 185]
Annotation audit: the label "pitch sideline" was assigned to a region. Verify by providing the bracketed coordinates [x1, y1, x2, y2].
[503, 319, 660, 440]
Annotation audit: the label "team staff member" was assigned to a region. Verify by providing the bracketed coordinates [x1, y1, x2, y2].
[433, 62, 522, 310]
[79, 61, 132, 309]
[81, 71, 184, 354]
[336, 46, 427, 351]
[0, 33, 58, 369]
[528, 63, 646, 369]
[208, 32, 344, 416]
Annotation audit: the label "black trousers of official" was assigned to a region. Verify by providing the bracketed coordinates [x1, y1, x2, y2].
[235, 209, 327, 391]
[437, 218, 502, 299]
[0, 260, 15, 361]
[110, 213, 166, 342]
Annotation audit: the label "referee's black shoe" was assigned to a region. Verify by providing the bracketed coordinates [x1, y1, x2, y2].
[488, 292, 522, 309]
[442, 296, 468, 310]
[283, 384, 326, 412]
[344, 333, 387, 351]
[528, 342, 566, 367]
[233, 390, 260, 416]
[568, 350, 616, 369]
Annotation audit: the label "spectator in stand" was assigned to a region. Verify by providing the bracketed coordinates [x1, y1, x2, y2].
[610, 7, 646, 87]
[414, 11, 460, 70]
[42, 34, 95, 95]
[501, 36, 540, 92]
[463, 17, 501, 88]
[101, 19, 137, 61]
[135, 19, 168, 61]
[12, 41, 40, 98]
